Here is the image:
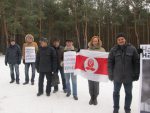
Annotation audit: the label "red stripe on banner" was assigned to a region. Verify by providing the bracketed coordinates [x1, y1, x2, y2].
[75, 55, 87, 71]
[75, 55, 108, 75]
[95, 58, 108, 75]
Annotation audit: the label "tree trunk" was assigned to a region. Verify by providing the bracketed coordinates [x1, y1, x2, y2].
[134, 14, 140, 46]
[73, 1, 80, 49]
[3, 16, 9, 48]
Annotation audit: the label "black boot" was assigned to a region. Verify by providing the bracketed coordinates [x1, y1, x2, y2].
[66, 93, 71, 97]
[93, 96, 98, 105]
[89, 98, 93, 105]
[31, 82, 34, 85]
[16, 81, 20, 84]
[125, 110, 131, 113]
[73, 96, 78, 100]
[113, 109, 119, 113]
[37, 92, 43, 96]
[10, 80, 15, 83]
[53, 89, 58, 93]
[23, 81, 29, 85]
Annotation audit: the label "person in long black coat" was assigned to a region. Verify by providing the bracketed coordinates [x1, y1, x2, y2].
[36, 38, 57, 96]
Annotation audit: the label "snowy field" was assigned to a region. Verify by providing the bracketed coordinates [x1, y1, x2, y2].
[0, 56, 140, 113]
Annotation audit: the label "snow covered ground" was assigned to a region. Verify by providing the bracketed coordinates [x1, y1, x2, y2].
[0, 56, 140, 113]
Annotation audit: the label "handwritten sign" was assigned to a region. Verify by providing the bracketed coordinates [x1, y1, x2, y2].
[140, 45, 150, 113]
[64, 51, 76, 73]
[25, 47, 36, 63]
[141, 45, 150, 59]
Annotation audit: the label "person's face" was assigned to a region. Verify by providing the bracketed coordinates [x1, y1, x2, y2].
[10, 41, 15, 45]
[66, 41, 73, 47]
[53, 41, 60, 48]
[92, 38, 99, 46]
[41, 41, 47, 47]
[27, 36, 33, 43]
[117, 37, 126, 45]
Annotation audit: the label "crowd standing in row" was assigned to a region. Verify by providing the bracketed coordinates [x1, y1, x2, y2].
[5, 33, 140, 113]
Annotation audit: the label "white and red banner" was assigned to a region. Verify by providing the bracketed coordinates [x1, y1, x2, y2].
[75, 50, 109, 82]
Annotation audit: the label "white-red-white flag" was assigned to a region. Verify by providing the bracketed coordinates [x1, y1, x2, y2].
[75, 50, 109, 82]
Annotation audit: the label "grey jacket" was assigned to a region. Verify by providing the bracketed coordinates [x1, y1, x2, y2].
[108, 44, 140, 83]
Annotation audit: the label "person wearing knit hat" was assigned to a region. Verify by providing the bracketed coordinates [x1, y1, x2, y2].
[22, 34, 38, 85]
[116, 33, 126, 39]
[5, 37, 21, 84]
[108, 33, 140, 113]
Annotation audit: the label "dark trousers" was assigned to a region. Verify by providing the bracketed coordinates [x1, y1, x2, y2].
[54, 67, 66, 90]
[113, 81, 133, 111]
[25, 63, 35, 83]
[38, 72, 52, 94]
[9, 64, 19, 82]
[88, 80, 99, 98]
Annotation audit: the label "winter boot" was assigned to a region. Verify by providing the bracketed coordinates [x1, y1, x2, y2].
[93, 96, 98, 105]
[89, 96, 94, 105]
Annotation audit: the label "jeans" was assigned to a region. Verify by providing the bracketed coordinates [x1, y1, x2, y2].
[25, 63, 35, 83]
[38, 72, 52, 94]
[113, 81, 133, 111]
[9, 64, 19, 82]
[65, 73, 77, 96]
[54, 67, 66, 90]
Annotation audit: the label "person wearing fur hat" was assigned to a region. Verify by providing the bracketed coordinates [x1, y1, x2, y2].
[88, 36, 105, 105]
[108, 33, 140, 113]
[22, 34, 38, 85]
[5, 38, 21, 84]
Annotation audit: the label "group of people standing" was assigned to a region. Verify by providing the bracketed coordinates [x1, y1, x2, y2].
[5, 33, 140, 113]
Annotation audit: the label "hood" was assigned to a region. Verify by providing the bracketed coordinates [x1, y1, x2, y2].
[88, 39, 102, 50]
[25, 34, 34, 43]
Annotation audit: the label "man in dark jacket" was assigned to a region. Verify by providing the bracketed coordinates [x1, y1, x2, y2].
[36, 38, 57, 96]
[108, 33, 140, 113]
[52, 38, 66, 93]
[5, 38, 21, 84]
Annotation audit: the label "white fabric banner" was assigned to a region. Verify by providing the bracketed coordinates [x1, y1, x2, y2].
[25, 47, 36, 63]
[75, 50, 109, 82]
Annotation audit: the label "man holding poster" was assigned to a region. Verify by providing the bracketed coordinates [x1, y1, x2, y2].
[64, 39, 78, 100]
[108, 33, 140, 113]
[22, 34, 38, 85]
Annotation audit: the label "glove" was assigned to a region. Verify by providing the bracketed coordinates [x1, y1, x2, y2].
[108, 76, 113, 81]
[77, 48, 80, 52]
[5, 62, 7, 66]
[137, 48, 143, 54]
[23, 59, 25, 64]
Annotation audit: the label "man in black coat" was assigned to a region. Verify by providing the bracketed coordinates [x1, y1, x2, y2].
[36, 38, 57, 96]
[51, 38, 66, 93]
[5, 38, 21, 84]
[108, 33, 140, 113]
